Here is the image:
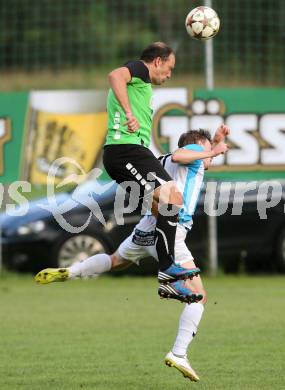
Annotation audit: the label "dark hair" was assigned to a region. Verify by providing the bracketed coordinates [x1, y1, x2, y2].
[140, 42, 174, 63]
[178, 129, 212, 148]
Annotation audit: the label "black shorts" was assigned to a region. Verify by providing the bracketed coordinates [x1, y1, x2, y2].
[103, 144, 172, 195]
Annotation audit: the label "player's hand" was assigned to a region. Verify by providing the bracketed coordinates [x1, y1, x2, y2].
[213, 124, 230, 143]
[212, 141, 228, 157]
[124, 112, 140, 133]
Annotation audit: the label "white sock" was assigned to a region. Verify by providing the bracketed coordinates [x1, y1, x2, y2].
[172, 302, 204, 357]
[68, 254, 112, 279]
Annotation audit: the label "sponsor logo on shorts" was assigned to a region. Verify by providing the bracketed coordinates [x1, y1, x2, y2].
[132, 229, 156, 246]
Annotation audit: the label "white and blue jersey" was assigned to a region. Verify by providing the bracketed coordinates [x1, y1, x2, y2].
[159, 144, 205, 229]
[118, 143, 205, 264]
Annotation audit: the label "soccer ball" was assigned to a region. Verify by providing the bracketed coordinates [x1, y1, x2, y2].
[185, 6, 220, 40]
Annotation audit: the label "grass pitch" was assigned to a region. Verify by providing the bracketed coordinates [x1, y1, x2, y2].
[0, 273, 284, 390]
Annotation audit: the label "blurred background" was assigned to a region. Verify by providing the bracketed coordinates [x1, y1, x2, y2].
[1, 0, 285, 276]
[0, 0, 285, 90]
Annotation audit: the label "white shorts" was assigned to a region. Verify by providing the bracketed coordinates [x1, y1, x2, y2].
[118, 215, 194, 266]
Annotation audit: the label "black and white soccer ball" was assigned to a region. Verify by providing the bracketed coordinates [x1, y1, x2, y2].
[185, 6, 220, 40]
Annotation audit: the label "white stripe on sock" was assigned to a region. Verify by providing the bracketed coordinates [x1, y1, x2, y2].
[156, 227, 169, 255]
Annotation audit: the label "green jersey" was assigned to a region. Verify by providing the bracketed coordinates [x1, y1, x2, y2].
[105, 61, 153, 147]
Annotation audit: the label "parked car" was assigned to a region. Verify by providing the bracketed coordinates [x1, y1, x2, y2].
[1, 180, 285, 273]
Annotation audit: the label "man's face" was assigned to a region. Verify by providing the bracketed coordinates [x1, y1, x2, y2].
[199, 139, 212, 170]
[150, 53, 175, 85]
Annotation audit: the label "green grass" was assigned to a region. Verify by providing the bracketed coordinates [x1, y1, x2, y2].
[0, 273, 284, 390]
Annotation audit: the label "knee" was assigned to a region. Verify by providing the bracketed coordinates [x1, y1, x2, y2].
[171, 190, 183, 207]
[200, 289, 207, 304]
[168, 183, 182, 206]
[154, 182, 183, 207]
[110, 253, 120, 268]
[185, 279, 207, 304]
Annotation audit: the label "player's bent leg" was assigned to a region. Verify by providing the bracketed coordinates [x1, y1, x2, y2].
[158, 264, 200, 283]
[34, 253, 132, 285]
[110, 251, 133, 271]
[165, 351, 200, 382]
[158, 239, 202, 301]
[158, 280, 203, 303]
[153, 182, 182, 272]
[158, 232, 201, 284]
[34, 252, 127, 285]
[154, 180, 183, 206]
[35, 253, 113, 284]
[184, 274, 207, 304]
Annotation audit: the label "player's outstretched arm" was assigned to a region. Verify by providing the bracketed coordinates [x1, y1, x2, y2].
[108, 67, 140, 132]
[211, 141, 228, 156]
[172, 148, 215, 164]
[172, 141, 228, 165]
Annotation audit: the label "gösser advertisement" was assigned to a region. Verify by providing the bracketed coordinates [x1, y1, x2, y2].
[1, 88, 285, 185]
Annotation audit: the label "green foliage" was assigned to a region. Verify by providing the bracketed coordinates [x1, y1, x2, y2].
[0, 0, 284, 85]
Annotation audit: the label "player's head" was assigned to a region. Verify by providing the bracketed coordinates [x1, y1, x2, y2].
[178, 129, 213, 169]
[140, 42, 175, 85]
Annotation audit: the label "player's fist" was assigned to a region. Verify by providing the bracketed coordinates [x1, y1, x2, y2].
[124, 112, 140, 133]
[213, 124, 230, 143]
[212, 141, 228, 157]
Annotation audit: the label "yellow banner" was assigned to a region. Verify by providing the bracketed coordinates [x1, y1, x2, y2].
[28, 110, 107, 184]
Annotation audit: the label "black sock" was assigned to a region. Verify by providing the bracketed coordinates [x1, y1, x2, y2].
[156, 204, 179, 271]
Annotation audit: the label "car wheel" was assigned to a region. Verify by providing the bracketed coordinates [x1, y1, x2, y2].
[276, 229, 285, 273]
[55, 234, 108, 268]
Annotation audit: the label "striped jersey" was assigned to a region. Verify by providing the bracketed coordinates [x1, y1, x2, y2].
[160, 144, 205, 229]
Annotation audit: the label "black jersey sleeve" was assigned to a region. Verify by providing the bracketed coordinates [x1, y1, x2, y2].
[124, 60, 150, 83]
